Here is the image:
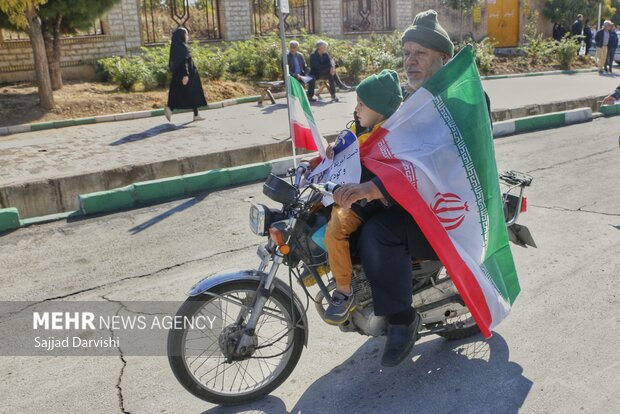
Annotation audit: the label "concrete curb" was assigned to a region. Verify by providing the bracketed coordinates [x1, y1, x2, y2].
[481, 67, 597, 80]
[1, 156, 299, 233]
[599, 103, 620, 116]
[78, 162, 278, 216]
[0, 208, 20, 232]
[2, 104, 616, 229]
[0, 68, 598, 136]
[493, 107, 593, 138]
[0, 93, 281, 137]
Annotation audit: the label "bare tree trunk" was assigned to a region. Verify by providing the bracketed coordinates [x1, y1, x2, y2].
[26, 10, 55, 110]
[42, 15, 63, 90]
[51, 15, 63, 90]
[460, 7, 464, 42]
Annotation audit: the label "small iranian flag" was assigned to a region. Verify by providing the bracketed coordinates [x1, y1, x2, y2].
[360, 45, 520, 338]
[288, 76, 327, 157]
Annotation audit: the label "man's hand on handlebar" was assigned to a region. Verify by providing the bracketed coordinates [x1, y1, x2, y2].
[333, 182, 384, 211]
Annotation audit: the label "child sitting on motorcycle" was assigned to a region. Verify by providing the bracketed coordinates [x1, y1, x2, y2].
[321, 69, 403, 324]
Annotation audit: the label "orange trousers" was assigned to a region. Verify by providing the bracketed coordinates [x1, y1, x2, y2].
[324, 206, 363, 288]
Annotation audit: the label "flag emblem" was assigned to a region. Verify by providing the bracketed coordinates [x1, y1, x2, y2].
[431, 192, 470, 231]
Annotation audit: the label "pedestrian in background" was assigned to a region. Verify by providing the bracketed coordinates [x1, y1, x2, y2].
[309, 40, 350, 103]
[583, 20, 593, 55]
[554, 23, 567, 41]
[571, 14, 584, 38]
[594, 21, 612, 74]
[287, 40, 316, 101]
[605, 23, 618, 73]
[165, 27, 207, 123]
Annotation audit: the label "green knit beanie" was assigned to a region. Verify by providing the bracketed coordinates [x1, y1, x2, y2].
[401, 9, 454, 57]
[356, 69, 403, 118]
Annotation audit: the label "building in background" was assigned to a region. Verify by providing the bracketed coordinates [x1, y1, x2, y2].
[1, 0, 552, 83]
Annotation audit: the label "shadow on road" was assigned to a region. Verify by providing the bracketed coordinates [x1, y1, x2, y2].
[110, 122, 191, 146]
[199, 333, 532, 414]
[128, 194, 207, 234]
[259, 103, 287, 115]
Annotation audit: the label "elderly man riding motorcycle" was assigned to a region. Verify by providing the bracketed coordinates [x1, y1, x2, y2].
[334, 10, 489, 367]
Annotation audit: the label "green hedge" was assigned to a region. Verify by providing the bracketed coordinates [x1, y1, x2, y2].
[97, 33, 405, 91]
[96, 32, 584, 92]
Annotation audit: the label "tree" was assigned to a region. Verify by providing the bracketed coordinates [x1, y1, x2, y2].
[542, 0, 617, 28]
[611, 0, 620, 25]
[0, 0, 55, 109]
[439, 0, 480, 42]
[38, 0, 121, 89]
[1, 0, 120, 90]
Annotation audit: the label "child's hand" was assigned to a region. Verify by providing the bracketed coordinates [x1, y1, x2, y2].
[326, 144, 335, 159]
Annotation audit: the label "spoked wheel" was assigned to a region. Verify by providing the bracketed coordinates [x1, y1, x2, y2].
[168, 280, 305, 405]
[432, 268, 481, 340]
[437, 311, 481, 340]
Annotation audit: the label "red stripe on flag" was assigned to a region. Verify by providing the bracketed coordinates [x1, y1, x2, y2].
[292, 123, 318, 151]
[359, 126, 389, 158]
[362, 155, 493, 339]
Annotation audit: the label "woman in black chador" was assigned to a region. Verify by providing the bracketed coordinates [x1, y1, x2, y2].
[165, 27, 207, 122]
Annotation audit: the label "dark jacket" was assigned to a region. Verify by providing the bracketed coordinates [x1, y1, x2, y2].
[287, 52, 308, 76]
[309, 51, 334, 79]
[571, 20, 583, 37]
[607, 30, 618, 51]
[595, 29, 610, 48]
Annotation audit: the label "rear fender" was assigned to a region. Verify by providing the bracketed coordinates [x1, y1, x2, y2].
[507, 224, 537, 248]
[187, 269, 309, 346]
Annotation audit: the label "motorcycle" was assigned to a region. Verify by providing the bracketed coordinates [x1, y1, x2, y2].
[167, 164, 535, 405]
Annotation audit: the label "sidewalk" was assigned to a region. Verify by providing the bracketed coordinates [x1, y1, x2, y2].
[0, 72, 617, 218]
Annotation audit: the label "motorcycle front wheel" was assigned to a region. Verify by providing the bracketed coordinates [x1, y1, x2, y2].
[167, 280, 305, 405]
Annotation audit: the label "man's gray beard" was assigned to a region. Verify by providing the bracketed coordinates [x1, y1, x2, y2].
[405, 57, 446, 96]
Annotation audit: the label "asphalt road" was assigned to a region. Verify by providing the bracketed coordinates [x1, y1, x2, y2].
[1, 117, 619, 413]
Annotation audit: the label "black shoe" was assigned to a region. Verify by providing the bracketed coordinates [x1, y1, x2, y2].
[331, 95, 340, 102]
[381, 312, 421, 367]
[308, 96, 317, 102]
[338, 83, 353, 91]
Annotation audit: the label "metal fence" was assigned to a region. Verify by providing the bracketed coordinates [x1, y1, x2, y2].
[252, 0, 314, 36]
[342, 0, 392, 33]
[141, 0, 221, 44]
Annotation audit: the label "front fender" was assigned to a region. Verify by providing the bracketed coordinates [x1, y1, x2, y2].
[187, 269, 309, 346]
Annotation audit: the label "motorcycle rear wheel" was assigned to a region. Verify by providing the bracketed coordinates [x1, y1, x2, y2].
[168, 280, 305, 405]
[437, 314, 481, 340]
[432, 268, 481, 340]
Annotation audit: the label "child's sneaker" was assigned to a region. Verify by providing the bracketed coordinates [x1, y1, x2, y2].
[323, 291, 356, 325]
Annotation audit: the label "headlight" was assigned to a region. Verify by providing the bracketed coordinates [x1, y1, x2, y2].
[249, 203, 269, 236]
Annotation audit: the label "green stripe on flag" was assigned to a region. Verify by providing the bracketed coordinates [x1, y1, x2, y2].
[289, 76, 315, 122]
[426, 45, 520, 303]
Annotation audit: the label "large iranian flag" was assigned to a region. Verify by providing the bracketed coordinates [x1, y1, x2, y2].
[360, 45, 519, 339]
[288, 76, 327, 157]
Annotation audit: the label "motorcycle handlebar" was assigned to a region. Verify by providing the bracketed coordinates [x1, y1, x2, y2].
[293, 162, 311, 188]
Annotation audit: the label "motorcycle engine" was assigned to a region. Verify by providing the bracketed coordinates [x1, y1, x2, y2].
[350, 264, 373, 305]
[337, 265, 386, 337]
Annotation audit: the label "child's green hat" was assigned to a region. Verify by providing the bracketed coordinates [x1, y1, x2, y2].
[356, 69, 403, 118]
